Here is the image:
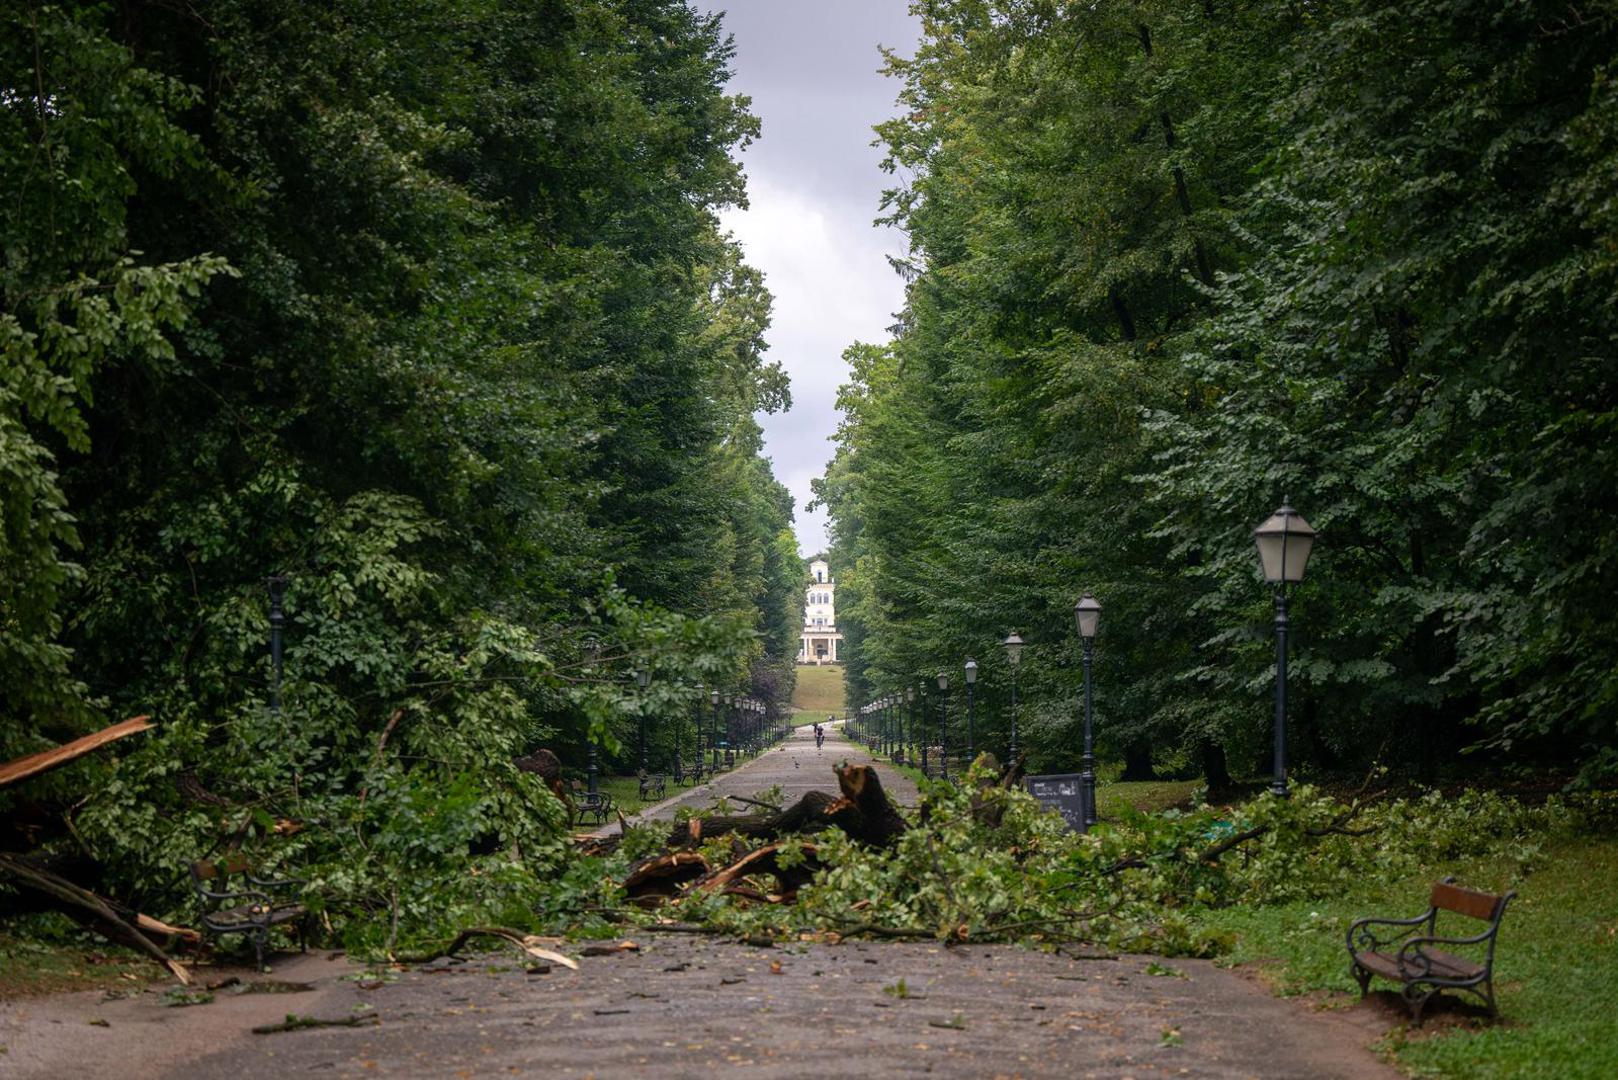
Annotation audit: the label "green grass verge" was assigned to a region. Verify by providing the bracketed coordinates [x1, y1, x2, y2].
[792, 664, 846, 713]
[1195, 835, 1618, 1079]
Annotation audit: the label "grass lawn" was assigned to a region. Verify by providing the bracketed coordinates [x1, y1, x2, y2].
[1096, 779, 1200, 818]
[0, 922, 162, 998]
[792, 664, 846, 713]
[792, 708, 837, 729]
[1195, 834, 1618, 1079]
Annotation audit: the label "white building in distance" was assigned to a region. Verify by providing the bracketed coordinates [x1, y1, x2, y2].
[799, 557, 842, 664]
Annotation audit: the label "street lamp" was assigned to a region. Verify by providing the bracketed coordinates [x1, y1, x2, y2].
[709, 688, 721, 769]
[635, 667, 651, 772]
[905, 686, 916, 766]
[266, 575, 288, 716]
[963, 659, 978, 763]
[936, 672, 951, 780]
[1002, 632, 1025, 762]
[584, 639, 602, 793]
[1074, 592, 1101, 829]
[1253, 499, 1318, 798]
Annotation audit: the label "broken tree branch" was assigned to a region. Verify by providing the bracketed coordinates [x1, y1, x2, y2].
[0, 716, 153, 788]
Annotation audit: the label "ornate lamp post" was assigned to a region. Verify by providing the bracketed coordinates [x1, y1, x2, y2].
[963, 659, 978, 763]
[905, 686, 916, 765]
[585, 639, 602, 794]
[709, 688, 721, 769]
[886, 693, 899, 761]
[936, 672, 951, 780]
[1002, 632, 1025, 762]
[1253, 499, 1318, 798]
[722, 693, 734, 767]
[1074, 593, 1101, 829]
[635, 667, 651, 772]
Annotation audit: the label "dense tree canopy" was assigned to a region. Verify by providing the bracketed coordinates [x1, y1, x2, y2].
[818, 0, 1618, 788]
[2, 0, 800, 941]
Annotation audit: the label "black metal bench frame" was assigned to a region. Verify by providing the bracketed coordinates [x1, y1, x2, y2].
[638, 769, 667, 802]
[569, 781, 614, 826]
[190, 854, 309, 971]
[1347, 876, 1515, 1023]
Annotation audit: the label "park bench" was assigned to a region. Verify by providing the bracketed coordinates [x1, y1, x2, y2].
[638, 769, 667, 802]
[1347, 876, 1515, 1022]
[190, 855, 310, 971]
[569, 780, 615, 827]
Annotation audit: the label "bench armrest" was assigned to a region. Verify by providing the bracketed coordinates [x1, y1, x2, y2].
[1396, 928, 1498, 976]
[1347, 910, 1431, 954]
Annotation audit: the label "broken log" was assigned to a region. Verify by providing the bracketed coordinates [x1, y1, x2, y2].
[834, 763, 908, 847]
[694, 842, 821, 901]
[0, 716, 153, 788]
[0, 852, 191, 984]
[662, 764, 907, 850]
[664, 789, 847, 847]
[623, 851, 710, 901]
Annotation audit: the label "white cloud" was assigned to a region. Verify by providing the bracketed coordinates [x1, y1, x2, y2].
[721, 172, 905, 555]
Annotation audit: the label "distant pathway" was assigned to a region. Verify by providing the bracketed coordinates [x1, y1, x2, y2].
[600, 723, 918, 835]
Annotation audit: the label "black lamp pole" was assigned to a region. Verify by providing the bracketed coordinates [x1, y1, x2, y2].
[267, 575, 287, 715]
[1075, 593, 1101, 830]
[584, 640, 601, 794]
[635, 668, 651, 772]
[1272, 589, 1290, 797]
[1003, 633, 1024, 763]
[964, 659, 978, 763]
[937, 673, 950, 780]
[1253, 500, 1318, 800]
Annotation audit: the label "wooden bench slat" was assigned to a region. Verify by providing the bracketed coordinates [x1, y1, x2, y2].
[1356, 949, 1484, 982]
[1431, 881, 1503, 922]
[208, 903, 307, 928]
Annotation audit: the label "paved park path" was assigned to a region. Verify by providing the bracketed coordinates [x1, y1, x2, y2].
[601, 722, 917, 835]
[1, 724, 1400, 1079]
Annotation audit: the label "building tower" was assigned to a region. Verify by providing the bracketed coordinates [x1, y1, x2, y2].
[799, 557, 843, 665]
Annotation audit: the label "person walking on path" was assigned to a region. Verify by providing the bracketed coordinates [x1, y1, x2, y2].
[814, 721, 825, 750]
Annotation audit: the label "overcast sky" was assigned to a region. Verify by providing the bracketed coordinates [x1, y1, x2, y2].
[694, 1, 920, 557]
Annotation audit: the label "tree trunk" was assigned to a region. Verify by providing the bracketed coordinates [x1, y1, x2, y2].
[1120, 739, 1157, 782]
[663, 764, 907, 849]
[1198, 739, 1232, 792]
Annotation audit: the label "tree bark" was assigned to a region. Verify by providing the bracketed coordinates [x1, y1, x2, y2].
[1120, 739, 1157, 782]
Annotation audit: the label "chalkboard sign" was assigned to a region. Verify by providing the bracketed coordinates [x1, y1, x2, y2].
[1025, 772, 1088, 833]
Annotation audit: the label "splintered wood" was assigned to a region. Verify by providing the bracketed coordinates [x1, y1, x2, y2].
[0, 716, 154, 788]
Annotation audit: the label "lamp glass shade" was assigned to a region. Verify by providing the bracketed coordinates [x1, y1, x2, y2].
[964, 658, 978, 684]
[937, 672, 949, 691]
[1253, 502, 1318, 584]
[1002, 632, 1025, 667]
[1074, 593, 1101, 640]
[635, 668, 650, 689]
[710, 689, 719, 705]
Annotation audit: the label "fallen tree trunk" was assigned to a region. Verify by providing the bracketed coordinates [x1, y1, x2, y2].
[0, 853, 191, 984]
[664, 764, 907, 849]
